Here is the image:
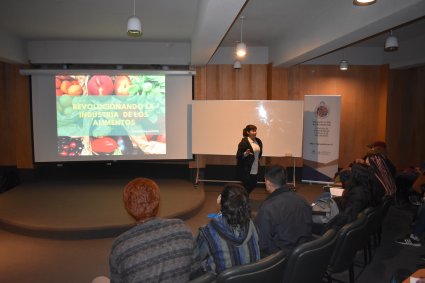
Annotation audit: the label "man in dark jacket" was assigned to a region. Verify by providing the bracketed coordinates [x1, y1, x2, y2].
[254, 165, 312, 257]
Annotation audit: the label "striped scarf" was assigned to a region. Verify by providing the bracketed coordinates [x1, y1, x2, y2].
[199, 218, 260, 273]
[367, 154, 397, 196]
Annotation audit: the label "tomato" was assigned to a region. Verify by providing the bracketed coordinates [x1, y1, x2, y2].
[156, 135, 166, 143]
[91, 137, 118, 153]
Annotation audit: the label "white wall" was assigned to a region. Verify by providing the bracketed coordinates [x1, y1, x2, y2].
[0, 30, 27, 63]
[27, 40, 191, 65]
[12, 36, 425, 68]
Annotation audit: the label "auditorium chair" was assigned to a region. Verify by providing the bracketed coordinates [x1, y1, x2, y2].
[325, 213, 369, 283]
[377, 196, 394, 246]
[362, 205, 382, 264]
[188, 272, 216, 283]
[214, 250, 286, 283]
[281, 228, 338, 283]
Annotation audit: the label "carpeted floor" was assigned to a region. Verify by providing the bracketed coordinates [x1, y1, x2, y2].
[0, 182, 422, 283]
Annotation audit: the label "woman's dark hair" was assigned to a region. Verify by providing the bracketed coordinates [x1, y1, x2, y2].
[220, 183, 251, 227]
[348, 163, 383, 206]
[242, 124, 257, 137]
[348, 163, 371, 189]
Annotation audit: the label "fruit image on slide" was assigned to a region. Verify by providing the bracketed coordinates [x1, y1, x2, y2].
[55, 74, 166, 157]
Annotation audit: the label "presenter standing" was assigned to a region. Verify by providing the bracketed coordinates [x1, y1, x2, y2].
[236, 124, 263, 195]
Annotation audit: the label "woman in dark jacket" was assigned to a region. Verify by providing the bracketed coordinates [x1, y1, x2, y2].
[236, 124, 263, 194]
[327, 163, 377, 230]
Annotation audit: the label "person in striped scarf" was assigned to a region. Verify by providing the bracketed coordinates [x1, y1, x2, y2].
[361, 141, 397, 197]
[196, 183, 260, 274]
[366, 153, 397, 196]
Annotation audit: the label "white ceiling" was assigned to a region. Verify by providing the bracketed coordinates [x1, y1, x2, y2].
[0, 0, 424, 67]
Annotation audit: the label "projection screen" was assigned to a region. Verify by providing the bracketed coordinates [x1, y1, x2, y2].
[29, 70, 193, 162]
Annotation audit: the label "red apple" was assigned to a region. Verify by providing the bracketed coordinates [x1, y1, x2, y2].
[156, 135, 166, 143]
[87, 75, 114, 95]
[55, 78, 61, 89]
[114, 76, 131, 95]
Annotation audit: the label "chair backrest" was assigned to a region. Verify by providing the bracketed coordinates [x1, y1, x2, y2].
[215, 250, 286, 283]
[282, 229, 338, 283]
[328, 213, 368, 273]
[381, 196, 393, 219]
[363, 206, 381, 235]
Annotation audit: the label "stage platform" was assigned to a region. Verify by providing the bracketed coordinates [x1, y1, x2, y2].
[0, 178, 204, 239]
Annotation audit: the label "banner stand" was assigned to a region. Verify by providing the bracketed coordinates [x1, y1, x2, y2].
[301, 95, 341, 185]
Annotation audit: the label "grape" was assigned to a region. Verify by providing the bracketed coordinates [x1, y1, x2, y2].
[57, 137, 84, 156]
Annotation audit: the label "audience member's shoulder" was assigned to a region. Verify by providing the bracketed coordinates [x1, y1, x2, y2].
[161, 218, 185, 225]
[161, 218, 191, 230]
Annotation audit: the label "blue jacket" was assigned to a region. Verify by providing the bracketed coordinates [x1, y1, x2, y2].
[196, 215, 260, 274]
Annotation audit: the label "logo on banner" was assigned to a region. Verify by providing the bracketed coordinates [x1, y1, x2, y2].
[315, 101, 329, 119]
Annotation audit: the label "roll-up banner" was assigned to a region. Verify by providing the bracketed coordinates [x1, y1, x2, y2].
[302, 95, 341, 184]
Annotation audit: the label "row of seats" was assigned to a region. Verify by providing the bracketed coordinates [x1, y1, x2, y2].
[189, 196, 393, 283]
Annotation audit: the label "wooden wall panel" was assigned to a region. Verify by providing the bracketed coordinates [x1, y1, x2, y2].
[0, 63, 33, 168]
[204, 64, 268, 100]
[0, 63, 17, 165]
[13, 65, 33, 168]
[387, 66, 425, 169]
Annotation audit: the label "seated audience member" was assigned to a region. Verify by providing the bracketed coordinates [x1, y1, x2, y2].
[394, 164, 425, 247]
[326, 163, 378, 230]
[396, 163, 425, 205]
[255, 165, 312, 257]
[196, 183, 260, 274]
[363, 141, 397, 197]
[333, 166, 352, 188]
[410, 164, 425, 201]
[106, 178, 201, 283]
[365, 152, 397, 197]
[395, 202, 425, 247]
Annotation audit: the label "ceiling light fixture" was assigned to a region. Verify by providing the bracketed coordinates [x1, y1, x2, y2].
[339, 49, 348, 71]
[233, 60, 241, 69]
[385, 30, 398, 52]
[127, 0, 142, 37]
[339, 60, 348, 71]
[236, 16, 247, 58]
[353, 0, 377, 6]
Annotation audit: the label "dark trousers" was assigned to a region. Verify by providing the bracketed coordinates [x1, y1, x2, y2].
[242, 174, 258, 194]
[414, 203, 425, 236]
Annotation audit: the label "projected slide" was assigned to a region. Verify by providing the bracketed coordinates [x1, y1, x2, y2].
[55, 74, 166, 157]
